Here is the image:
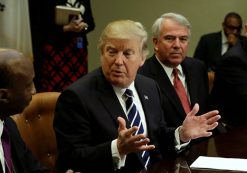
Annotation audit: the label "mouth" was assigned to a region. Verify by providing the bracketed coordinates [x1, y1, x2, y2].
[112, 70, 124, 76]
[170, 52, 182, 57]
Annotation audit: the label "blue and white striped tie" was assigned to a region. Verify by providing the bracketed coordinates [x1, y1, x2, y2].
[124, 89, 150, 168]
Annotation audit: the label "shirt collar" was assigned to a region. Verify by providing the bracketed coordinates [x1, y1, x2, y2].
[0, 120, 3, 138]
[222, 30, 228, 44]
[155, 55, 183, 77]
[112, 82, 135, 98]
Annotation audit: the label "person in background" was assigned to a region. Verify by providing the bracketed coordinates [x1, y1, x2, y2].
[210, 38, 247, 128]
[53, 19, 221, 173]
[29, 0, 95, 92]
[193, 12, 244, 72]
[0, 48, 51, 173]
[138, 13, 218, 136]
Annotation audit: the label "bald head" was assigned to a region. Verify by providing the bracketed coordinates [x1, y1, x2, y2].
[0, 49, 33, 88]
[0, 49, 35, 116]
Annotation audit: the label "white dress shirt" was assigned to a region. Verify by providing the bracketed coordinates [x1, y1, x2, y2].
[221, 31, 229, 55]
[155, 56, 191, 103]
[110, 81, 189, 169]
[0, 120, 6, 173]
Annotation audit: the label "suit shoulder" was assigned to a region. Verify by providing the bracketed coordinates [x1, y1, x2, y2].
[67, 68, 102, 90]
[136, 74, 158, 86]
[184, 57, 205, 65]
[183, 57, 207, 71]
[201, 31, 220, 37]
[138, 56, 156, 73]
[142, 56, 155, 66]
[199, 31, 221, 40]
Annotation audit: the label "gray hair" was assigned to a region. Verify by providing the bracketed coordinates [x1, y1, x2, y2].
[98, 20, 149, 57]
[152, 12, 191, 39]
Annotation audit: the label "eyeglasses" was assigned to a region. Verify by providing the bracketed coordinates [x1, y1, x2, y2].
[224, 24, 242, 31]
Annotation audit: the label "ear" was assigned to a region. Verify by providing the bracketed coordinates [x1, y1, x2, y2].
[139, 57, 146, 67]
[0, 89, 9, 103]
[153, 38, 158, 51]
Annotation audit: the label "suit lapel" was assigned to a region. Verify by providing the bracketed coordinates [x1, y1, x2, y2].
[134, 75, 155, 141]
[215, 32, 223, 58]
[148, 57, 186, 117]
[96, 74, 129, 128]
[181, 59, 197, 107]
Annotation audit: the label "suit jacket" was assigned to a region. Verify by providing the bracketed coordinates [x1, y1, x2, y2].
[193, 31, 223, 71]
[210, 39, 247, 127]
[53, 68, 177, 173]
[194, 31, 246, 71]
[2, 117, 51, 173]
[138, 55, 209, 130]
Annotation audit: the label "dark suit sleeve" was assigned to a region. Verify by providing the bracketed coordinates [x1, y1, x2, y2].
[6, 117, 51, 173]
[194, 35, 208, 62]
[53, 90, 113, 173]
[210, 43, 247, 126]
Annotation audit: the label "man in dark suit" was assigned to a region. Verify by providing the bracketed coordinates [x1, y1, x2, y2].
[0, 49, 51, 172]
[139, 13, 209, 132]
[210, 38, 247, 128]
[53, 20, 221, 173]
[194, 12, 244, 72]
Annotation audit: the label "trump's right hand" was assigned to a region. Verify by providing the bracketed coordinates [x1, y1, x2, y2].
[116, 117, 155, 156]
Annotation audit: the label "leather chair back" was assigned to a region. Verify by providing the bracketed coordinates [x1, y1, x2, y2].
[208, 71, 215, 94]
[11, 92, 60, 172]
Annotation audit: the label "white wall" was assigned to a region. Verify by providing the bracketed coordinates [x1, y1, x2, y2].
[87, 0, 247, 71]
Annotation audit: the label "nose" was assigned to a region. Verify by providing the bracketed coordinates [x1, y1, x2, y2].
[114, 53, 124, 65]
[172, 37, 181, 48]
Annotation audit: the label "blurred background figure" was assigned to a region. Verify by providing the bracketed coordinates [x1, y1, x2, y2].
[210, 38, 247, 128]
[193, 12, 244, 72]
[29, 0, 95, 92]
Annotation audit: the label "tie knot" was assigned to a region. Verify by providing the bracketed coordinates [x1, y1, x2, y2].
[124, 89, 133, 98]
[173, 68, 179, 77]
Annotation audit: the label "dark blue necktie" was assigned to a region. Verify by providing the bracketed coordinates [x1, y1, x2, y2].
[124, 89, 150, 168]
[1, 124, 13, 173]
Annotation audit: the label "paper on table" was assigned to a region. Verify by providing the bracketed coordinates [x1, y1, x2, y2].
[190, 156, 247, 172]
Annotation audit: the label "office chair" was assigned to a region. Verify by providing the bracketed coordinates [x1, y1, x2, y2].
[11, 92, 60, 172]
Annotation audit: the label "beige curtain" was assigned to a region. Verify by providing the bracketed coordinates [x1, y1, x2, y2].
[0, 0, 33, 60]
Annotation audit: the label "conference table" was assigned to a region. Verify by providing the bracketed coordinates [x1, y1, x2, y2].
[142, 124, 247, 173]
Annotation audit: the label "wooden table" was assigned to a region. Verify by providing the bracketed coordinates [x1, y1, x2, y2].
[142, 125, 247, 173]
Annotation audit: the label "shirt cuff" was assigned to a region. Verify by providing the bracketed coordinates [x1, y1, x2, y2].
[111, 139, 126, 170]
[174, 126, 190, 151]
